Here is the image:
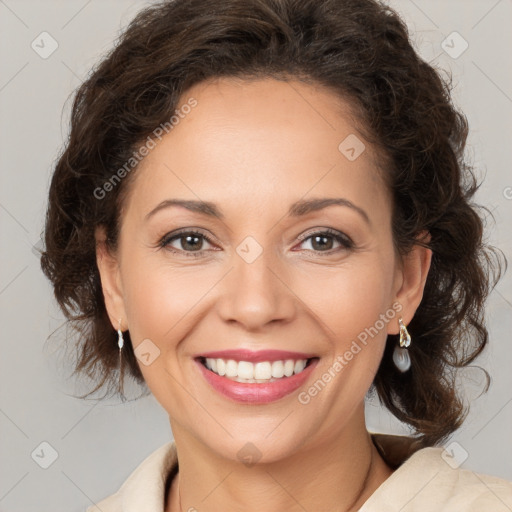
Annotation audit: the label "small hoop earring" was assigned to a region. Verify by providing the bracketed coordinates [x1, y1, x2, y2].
[117, 319, 126, 397]
[393, 317, 411, 372]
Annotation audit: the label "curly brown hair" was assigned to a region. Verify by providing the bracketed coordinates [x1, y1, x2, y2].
[40, 0, 506, 447]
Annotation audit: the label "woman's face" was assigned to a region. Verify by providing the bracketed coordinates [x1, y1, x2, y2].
[97, 77, 427, 463]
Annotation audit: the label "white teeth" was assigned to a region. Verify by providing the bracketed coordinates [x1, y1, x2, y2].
[216, 358, 226, 376]
[284, 359, 295, 377]
[294, 360, 306, 374]
[271, 361, 285, 378]
[254, 362, 272, 380]
[238, 361, 254, 380]
[203, 357, 310, 381]
[225, 359, 238, 377]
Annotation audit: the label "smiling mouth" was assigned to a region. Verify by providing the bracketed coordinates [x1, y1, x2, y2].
[196, 356, 319, 383]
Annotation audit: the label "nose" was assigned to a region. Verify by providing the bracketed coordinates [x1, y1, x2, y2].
[216, 244, 296, 331]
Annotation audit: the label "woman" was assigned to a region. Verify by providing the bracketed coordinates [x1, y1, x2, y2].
[40, 0, 512, 510]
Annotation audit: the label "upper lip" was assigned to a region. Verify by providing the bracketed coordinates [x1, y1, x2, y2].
[195, 349, 317, 363]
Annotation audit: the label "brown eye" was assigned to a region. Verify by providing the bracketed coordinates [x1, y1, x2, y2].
[159, 230, 216, 257]
[309, 234, 335, 251]
[173, 234, 204, 251]
[296, 229, 353, 253]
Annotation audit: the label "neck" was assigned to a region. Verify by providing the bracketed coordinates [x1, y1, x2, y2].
[167, 409, 394, 512]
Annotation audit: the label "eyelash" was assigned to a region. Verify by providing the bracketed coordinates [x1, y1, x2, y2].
[158, 228, 354, 258]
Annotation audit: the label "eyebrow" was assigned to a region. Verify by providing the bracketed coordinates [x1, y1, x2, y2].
[145, 197, 371, 225]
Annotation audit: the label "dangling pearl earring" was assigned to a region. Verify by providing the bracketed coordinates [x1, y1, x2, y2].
[393, 317, 411, 372]
[117, 319, 125, 396]
[117, 320, 124, 351]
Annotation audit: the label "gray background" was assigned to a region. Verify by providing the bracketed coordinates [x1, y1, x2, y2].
[0, 0, 511, 510]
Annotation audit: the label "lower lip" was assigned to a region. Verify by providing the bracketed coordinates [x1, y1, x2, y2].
[195, 358, 319, 404]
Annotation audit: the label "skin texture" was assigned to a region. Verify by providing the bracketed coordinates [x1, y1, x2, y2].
[96, 77, 432, 512]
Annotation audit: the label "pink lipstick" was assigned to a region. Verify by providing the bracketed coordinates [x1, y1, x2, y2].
[194, 350, 319, 404]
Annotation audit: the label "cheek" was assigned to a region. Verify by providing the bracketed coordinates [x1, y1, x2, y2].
[120, 249, 222, 356]
[119, 255, 203, 397]
[294, 257, 395, 411]
[295, 257, 395, 346]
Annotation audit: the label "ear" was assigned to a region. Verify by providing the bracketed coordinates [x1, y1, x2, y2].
[95, 225, 128, 331]
[388, 230, 432, 335]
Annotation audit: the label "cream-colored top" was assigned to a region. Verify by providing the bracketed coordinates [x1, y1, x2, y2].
[86, 434, 512, 511]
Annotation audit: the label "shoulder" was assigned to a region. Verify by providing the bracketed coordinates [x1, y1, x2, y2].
[362, 444, 512, 511]
[411, 447, 512, 510]
[85, 441, 178, 512]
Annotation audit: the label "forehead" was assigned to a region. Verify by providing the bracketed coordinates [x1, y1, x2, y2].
[122, 77, 389, 223]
